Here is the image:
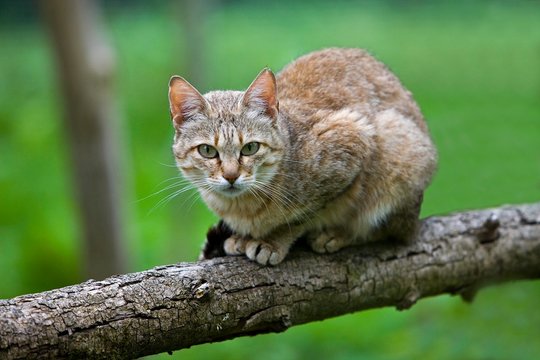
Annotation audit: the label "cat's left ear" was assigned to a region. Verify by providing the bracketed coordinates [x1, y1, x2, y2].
[242, 68, 279, 119]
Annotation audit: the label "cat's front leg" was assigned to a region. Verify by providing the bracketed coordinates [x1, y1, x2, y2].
[223, 234, 251, 256]
[244, 239, 286, 266]
[224, 233, 294, 265]
[242, 226, 304, 266]
[308, 228, 354, 254]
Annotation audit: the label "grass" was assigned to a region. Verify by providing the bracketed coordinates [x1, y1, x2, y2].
[0, 1, 539, 359]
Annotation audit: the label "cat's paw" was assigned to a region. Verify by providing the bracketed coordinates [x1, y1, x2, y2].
[245, 240, 287, 266]
[223, 235, 248, 255]
[309, 231, 350, 253]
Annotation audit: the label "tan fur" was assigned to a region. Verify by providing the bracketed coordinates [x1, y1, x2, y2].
[168, 48, 437, 265]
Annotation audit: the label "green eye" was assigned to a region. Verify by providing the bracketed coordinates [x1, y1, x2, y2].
[241, 142, 260, 156]
[197, 144, 218, 159]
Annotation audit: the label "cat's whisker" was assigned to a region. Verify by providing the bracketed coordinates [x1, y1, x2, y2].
[147, 183, 204, 214]
[136, 180, 192, 203]
[153, 187, 194, 207]
[251, 179, 318, 229]
[182, 188, 206, 213]
[158, 162, 180, 168]
[153, 175, 193, 187]
[252, 182, 294, 235]
[264, 186, 317, 235]
[252, 180, 319, 227]
[148, 189, 185, 214]
[135, 179, 191, 203]
[247, 187, 272, 220]
[168, 183, 209, 212]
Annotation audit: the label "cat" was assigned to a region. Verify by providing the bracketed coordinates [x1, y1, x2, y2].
[168, 48, 437, 265]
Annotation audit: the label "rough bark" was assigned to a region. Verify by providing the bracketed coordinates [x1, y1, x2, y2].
[1, 203, 540, 359]
[40, 0, 128, 279]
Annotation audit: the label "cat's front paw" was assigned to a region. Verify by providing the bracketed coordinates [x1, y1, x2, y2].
[245, 239, 287, 266]
[309, 230, 351, 254]
[223, 235, 249, 255]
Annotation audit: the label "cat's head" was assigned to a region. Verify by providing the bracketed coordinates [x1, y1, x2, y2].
[168, 69, 284, 199]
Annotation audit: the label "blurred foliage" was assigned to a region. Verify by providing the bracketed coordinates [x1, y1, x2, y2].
[0, 0, 539, 359]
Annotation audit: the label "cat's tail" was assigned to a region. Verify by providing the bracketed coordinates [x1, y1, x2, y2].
[198, 219, 233, 260]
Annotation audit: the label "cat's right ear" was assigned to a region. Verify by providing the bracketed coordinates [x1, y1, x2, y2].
[168, 76, 208, 127]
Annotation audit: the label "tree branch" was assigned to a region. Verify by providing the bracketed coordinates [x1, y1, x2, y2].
[2, 203, 540, 359]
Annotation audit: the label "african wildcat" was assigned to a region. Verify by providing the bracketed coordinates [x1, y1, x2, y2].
[168, 48, 437, 265]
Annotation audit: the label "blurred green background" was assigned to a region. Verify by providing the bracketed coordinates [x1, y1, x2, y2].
[1, 0, 539, 359]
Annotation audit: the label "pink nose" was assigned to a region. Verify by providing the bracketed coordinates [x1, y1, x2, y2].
[223, 173, 239, 184]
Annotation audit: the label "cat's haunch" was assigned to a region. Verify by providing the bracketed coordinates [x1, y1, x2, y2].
[169, 48, 437, 266]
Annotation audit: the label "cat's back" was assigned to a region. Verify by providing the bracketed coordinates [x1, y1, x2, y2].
[277, 48, 425, 131]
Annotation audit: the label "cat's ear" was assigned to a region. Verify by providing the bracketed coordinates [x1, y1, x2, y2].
[168, 76, 208, 127]
[242, 68, 279, 118]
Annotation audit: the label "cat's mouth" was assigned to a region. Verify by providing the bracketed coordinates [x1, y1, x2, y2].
[218, 184, 245, 197]
[209, 178, 249, 198]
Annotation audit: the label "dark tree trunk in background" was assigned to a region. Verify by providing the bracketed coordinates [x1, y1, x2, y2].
[40, 0, 128, 279]
[1, 203, 539, 359]
[177, 0, 215, 90]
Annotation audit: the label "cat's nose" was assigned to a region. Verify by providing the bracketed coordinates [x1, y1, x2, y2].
[223, 173, 239, 185]
[222, 162, 240, 184]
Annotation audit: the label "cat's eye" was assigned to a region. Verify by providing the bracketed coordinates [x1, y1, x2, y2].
[241, 142, 260, 156]
[197, 144, 218, 159]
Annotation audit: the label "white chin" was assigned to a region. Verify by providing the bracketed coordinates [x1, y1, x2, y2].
[215, 186, 247, 198]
